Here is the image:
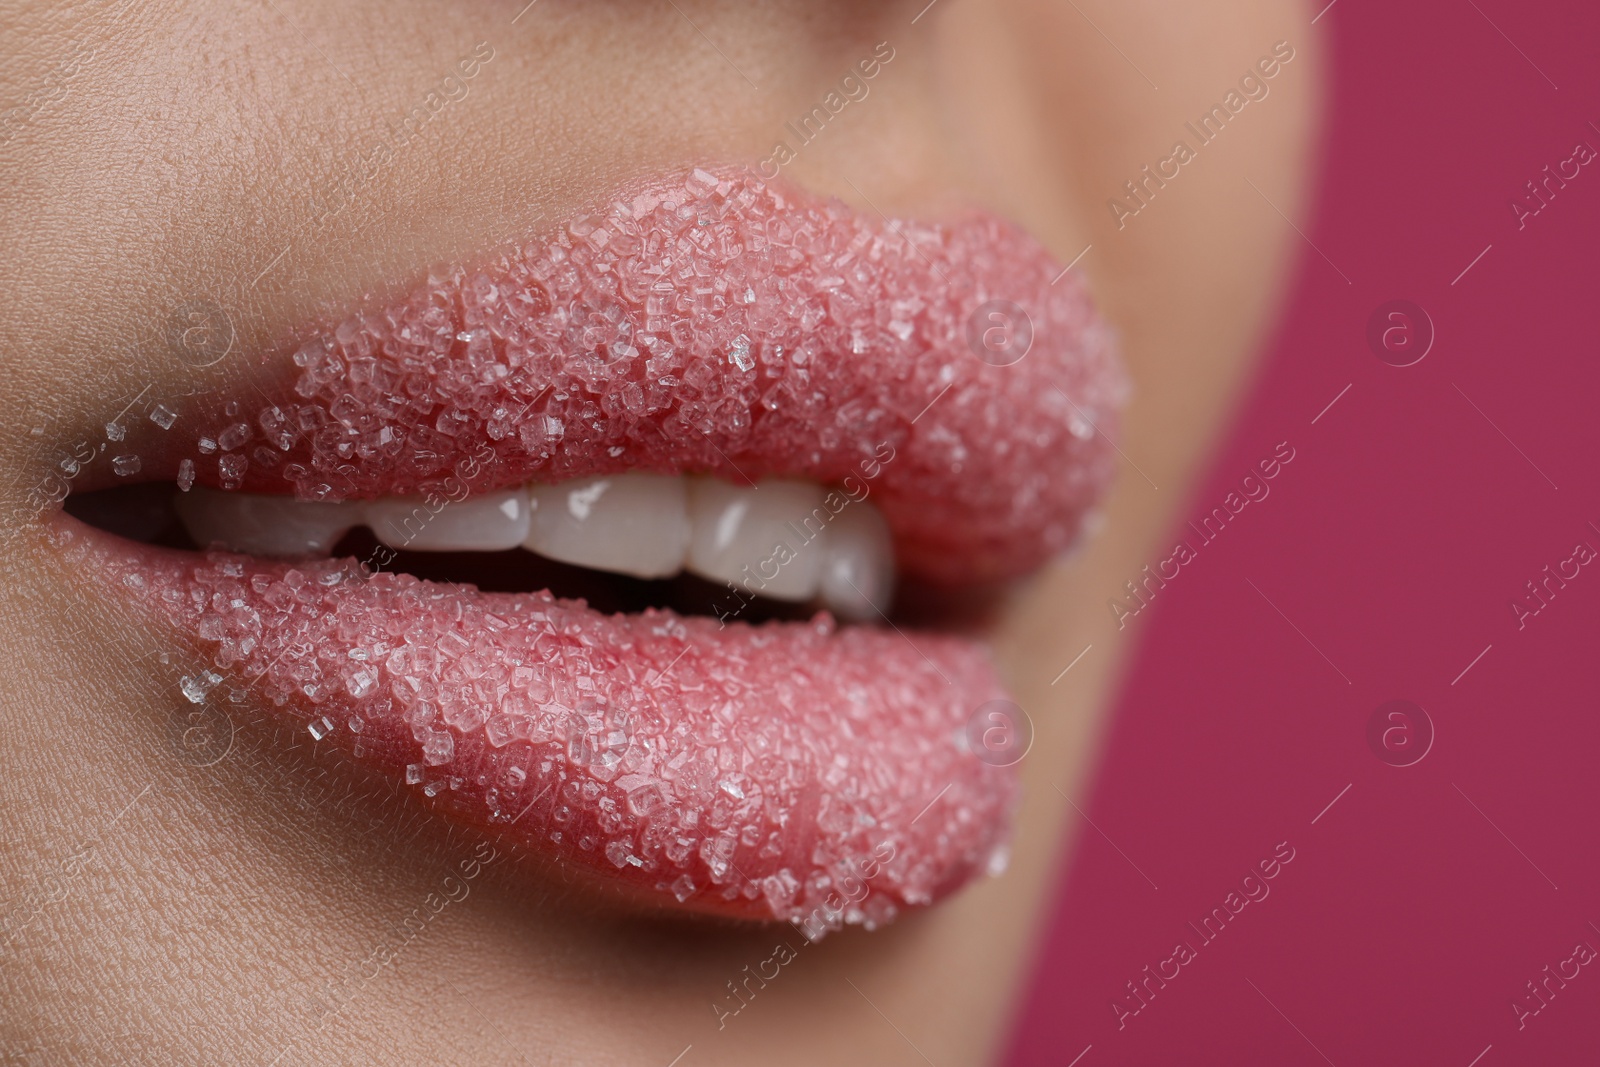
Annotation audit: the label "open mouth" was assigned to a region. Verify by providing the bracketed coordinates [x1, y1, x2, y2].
[51, 166, 1124, 935]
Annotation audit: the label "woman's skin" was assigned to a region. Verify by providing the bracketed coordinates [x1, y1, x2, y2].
[0, 1, 1319, 1063]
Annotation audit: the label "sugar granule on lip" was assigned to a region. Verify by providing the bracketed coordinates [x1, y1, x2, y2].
[80, 536, 1021, 930]
[194, 165, 1124, 586]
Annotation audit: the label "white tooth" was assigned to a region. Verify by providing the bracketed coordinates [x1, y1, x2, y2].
[525, 473, 690, 579]
[817, 500, 895, 621]
[175, 487, 359, 557]
[366, 489, 530, 551]
[686, 477, 827, 602]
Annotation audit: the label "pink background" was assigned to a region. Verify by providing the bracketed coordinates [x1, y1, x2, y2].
[1006, 1, 1600, 1064]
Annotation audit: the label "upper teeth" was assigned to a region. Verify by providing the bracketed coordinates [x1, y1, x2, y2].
[529, 473, 689, 580]
[368, 489, 532, 553]
[687, 478, 826, 602]
[174, 474, 895, 621]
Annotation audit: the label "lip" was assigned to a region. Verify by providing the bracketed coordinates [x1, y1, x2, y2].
[55, 165, 1124, 932]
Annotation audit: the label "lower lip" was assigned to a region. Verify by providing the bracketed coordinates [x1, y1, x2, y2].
[72, 526, 1020, 931]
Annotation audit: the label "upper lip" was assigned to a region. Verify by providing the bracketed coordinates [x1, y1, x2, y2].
[56, 165, 1125, 930]
[74, 166, 1124, 587]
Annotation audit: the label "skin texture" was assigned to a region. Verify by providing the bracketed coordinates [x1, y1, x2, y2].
[0, 1, 1319, 1063]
